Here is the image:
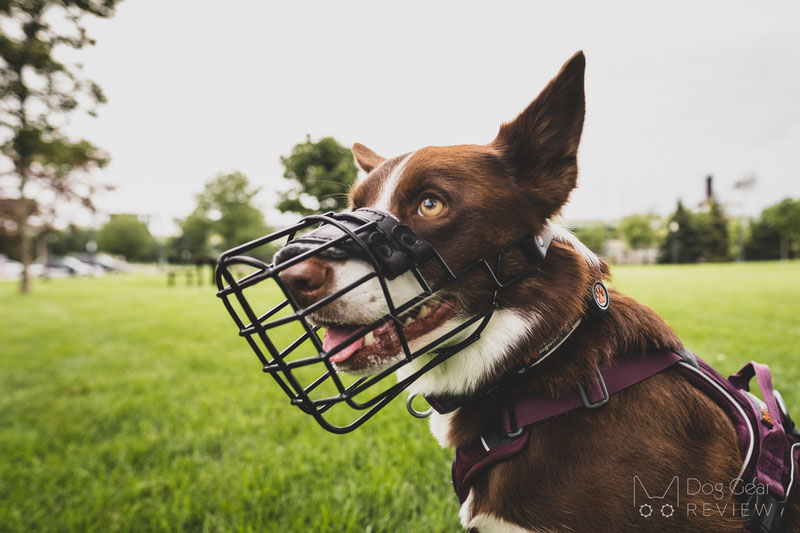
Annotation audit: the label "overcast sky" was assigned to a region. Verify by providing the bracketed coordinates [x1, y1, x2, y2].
[63, 1, 800, 236]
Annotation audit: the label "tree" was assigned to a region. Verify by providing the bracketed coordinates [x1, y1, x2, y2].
[761, 198, 800, 260]
[619, 214, 658, 250]
[744, 219, 781, 261]
[48, 223, 93, 257]
[170, 213, 212, 261]
[0, 0, 119, 293]
[659, 201, 702, 264]
[97, 214, 154, 261]
[696, 201, 730, 262]
[173, 172, 269, 261]
[278, 135, 359, 215]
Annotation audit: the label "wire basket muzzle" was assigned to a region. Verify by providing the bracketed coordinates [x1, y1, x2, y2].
[215, 209, 551, 433]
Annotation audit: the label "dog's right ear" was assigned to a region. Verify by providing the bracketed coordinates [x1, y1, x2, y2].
[352, 143, 386, 173]
[491, 51, 586, 219]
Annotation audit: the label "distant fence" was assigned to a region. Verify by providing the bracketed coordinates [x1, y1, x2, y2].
[167, 259, 215, 287]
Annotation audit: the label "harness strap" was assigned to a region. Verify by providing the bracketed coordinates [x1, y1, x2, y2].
[452, 350, 685, 503]
[499, 350, 684, 436]
[452, 351, 800, 533]
[729, 362, 790, 499]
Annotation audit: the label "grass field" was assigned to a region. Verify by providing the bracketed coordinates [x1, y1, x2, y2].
[1, 262, 799, 532]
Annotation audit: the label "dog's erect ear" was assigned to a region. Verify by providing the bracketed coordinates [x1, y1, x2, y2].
[352, 143, 386, 173]
[492, 51, 586, 218]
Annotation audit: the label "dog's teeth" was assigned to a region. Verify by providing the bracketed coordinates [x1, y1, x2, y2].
[364, 332, 375, 346]
[418, 305, 431, 318]
[404, 317, 414, 326]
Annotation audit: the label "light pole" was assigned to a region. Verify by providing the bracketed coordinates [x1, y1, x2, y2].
[733, 174, 756, 261]
[668, 221, 680, 264]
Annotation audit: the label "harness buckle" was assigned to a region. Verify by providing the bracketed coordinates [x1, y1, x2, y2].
[677, 346, 699, 369]
[744, 480, 786, 533]
[577, 367, 610, 409]
[479, 426, 527, 452]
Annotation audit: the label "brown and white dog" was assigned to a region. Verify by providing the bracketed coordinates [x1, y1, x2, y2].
[277, 52, 799, 532]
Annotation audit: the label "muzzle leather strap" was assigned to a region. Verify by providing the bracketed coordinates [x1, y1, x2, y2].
[273, 208, 435, 280]
[519, 227, 554, 268]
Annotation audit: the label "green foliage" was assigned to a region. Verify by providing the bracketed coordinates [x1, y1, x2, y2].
[760, 198, 800, 259]
[47, 224, 94, 257]
[744, 219, 782, 261]
[1, 263, 798, 531]
[659, 201, 703, 263]
[572, 224, 609, 255]
[196, 172, 268, 248]
[172, 172, 270, 261]
[278, 136, 358, 215]
[618, 214, 658, 250]
[0, 224, 19, 259]
[740, 198, 800, 261]
[11, 132, 109, 201]
[657, 198, 800, 263]
[97, 215, 155, 261]
[695, 201, 730, 262]
[169, 213, 213, 260]
[0, 0, 120, 292]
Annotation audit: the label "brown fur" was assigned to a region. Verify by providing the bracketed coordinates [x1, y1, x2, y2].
[344, 51, 799, 531]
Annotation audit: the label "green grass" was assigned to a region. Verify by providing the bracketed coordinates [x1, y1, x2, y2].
[1, 262, 799, 532]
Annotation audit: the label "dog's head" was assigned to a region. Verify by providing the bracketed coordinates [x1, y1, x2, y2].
[274, 51, 606, 398]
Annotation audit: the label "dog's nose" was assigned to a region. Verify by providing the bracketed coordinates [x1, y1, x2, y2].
[277, 257, 332, 306]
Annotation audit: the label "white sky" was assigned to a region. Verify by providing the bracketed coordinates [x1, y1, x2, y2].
[62, 0, 800, 236]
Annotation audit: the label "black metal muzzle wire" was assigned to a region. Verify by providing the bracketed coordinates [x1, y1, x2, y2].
[215, 208, 553, 433]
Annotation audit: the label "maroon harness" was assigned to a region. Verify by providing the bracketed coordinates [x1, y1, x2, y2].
[428, 349, 800, 533]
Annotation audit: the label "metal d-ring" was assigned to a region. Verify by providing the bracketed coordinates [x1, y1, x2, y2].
[406, 392, 433, 418]
[505, 427, 525, 438]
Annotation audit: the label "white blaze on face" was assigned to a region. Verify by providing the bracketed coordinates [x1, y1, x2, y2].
[315, 151, 422, 326]
[316, 148, 532, 381]
[374, 152, 413, 212]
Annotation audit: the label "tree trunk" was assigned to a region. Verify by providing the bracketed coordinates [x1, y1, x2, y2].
[17, 163, 31, 294]
[14, 69, 32, 293]
[17, 188, 31, 294]
[779, 234, 789, 261]
[13, 65, 31, 293]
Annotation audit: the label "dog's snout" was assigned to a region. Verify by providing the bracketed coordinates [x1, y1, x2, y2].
[277, 257, 332, 306]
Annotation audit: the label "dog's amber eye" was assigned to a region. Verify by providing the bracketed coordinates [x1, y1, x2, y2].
[418, 196, 445, 217]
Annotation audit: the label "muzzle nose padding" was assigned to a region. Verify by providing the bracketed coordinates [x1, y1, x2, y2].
[273, 208, 435, 280]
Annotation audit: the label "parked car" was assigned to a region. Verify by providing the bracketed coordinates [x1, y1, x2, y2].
[74, 253, 134, 273]
[0, 256, 60, 279]
[0, 255, 22, 279]
[45, 256, 105, 277]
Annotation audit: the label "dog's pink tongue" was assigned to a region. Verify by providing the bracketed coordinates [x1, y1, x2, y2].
[323, 326, 364, 363]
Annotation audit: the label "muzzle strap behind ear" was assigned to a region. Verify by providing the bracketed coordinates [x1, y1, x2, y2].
[520, 224, 554, 268]
[273, 208, 435, 280]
